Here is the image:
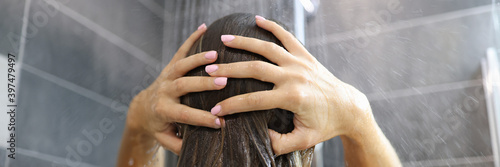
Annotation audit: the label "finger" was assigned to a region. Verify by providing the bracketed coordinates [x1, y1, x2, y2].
[205, 61, 284, 84]
[171, 23, 207, 63]
[155, 125, 182, 155]
[210, 90, 285, 116]
[255, 15, 309, 56]
[168, 50, 217, 79]
[156, 102, 222, 129]
[220, 35, 295, 66]
[170, 76, 227, 97]
[268, 129, 312, 155]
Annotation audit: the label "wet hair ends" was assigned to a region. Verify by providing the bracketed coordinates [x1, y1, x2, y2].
[178, 13, 314, 167]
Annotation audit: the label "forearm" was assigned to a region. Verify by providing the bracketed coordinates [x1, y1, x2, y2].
[117, 93, 165, 167]
[117, 126, 164, 167]
[341, 118, 400, 167]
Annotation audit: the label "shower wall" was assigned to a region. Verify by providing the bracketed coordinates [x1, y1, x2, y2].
[0, 0, 496, 166]
[307, 0, 495, 166]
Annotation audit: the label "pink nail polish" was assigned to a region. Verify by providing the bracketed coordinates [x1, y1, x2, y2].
[255, 15, 266, 21]
[221, 35, 235, 42]
[214, 77, 227, 86]
[205, 65, 218, 73]
[204, 51, 217, 59]
[215, 118, 221, 126]
[211, 105, 221, 115]
[197, 23, 206, 30]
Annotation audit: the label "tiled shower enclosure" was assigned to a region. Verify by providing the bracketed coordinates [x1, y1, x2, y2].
[0, 0, 497, 166]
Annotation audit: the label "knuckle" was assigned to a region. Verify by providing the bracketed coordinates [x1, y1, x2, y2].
[153, 101, 166, 117]
[246, 93, 263, 106]
[269, 22, 280, 32]
[171, 61, 181, 74]
[158, 82, 169, 93]
[286, 87, 306, 105]
[264, 41, 279, 51]
[301, 136, 314, 150]
[153, 103, 162, 115]
[249, 61, 266, 74]
[173, 79, 185, 93]
[176, 109, 190, 123]
[284, 32, 296, 43]
[177, 47, 188, 55]
[292, 73, 309, 83]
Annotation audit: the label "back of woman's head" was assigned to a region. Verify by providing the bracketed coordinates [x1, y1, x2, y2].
[179, 13, 314, 167]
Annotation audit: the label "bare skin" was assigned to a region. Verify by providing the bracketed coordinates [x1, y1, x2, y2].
[117, 23, 223, 167]
[117, 16, 401, 167]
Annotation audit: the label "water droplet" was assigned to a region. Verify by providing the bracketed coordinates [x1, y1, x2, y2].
[128, 158, 134, 166]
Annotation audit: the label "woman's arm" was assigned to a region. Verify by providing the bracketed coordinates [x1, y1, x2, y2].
[117, 92, 164, 167]
[339, 92, 400, 166]
[342, 126, 400, 166]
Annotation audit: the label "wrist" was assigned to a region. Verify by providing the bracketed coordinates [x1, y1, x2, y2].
[341, 84, 377, 140]
[342, 118, 381, 145]
[126, 90, 154, 139]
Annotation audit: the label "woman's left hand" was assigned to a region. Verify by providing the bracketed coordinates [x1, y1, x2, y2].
[206, 16, 375, 155]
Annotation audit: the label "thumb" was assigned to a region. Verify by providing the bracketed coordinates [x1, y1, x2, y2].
[268, 129, 312, 155]
[155, 126, 182, 155]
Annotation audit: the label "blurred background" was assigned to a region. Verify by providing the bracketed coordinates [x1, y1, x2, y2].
[1, 0, 500, 166]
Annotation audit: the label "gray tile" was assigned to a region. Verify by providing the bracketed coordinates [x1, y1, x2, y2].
[0, 149, 6, 166]
[8, 152, 71, 167]
[404, 158, 494, 167]
[51, 0, 164, 60]
[23, 1, 158, 100]
[322, 136, 344, 167]
[307, 12, 492, 94]
[306, 0, 491, 38]
[0, 0, 26, 55]
[17, 70, 125, 167]
[371, 86, 491, 162]
[457, 162, 494, 167]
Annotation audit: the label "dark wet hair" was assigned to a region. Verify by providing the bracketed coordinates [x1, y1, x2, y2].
[178, 13, 314, 167]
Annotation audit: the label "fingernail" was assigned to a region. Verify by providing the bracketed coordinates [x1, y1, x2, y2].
[215, 118, 221, 126]
[204, 51, 217, 59]
[205, 65, 218, 73]
[255, 15, 266, 21]
[221, 35, 235, 42]
[197, 23, 206, 30]
[211, 105, 221, 115]
[214, 77, 227, 86]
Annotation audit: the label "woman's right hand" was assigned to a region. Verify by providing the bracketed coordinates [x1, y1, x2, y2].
[125, 23, 224, 155]
[207, 16, 400, 167]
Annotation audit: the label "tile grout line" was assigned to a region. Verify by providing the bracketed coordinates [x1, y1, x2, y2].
[21, 63, 126, 112]
[309, 5, 492, 46]
[402, 155, 494, 166]
[161, 0, 169, 68]
[367, 79, 484, 101]
[135, 0, 170, 68]
[138, 0, 173, 24]
[17, 0, 31, 68]
[55, 3, 159, 68]
[0, 146, 98, 167]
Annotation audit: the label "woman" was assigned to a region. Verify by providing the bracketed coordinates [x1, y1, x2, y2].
[118, 13, 401, 167]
